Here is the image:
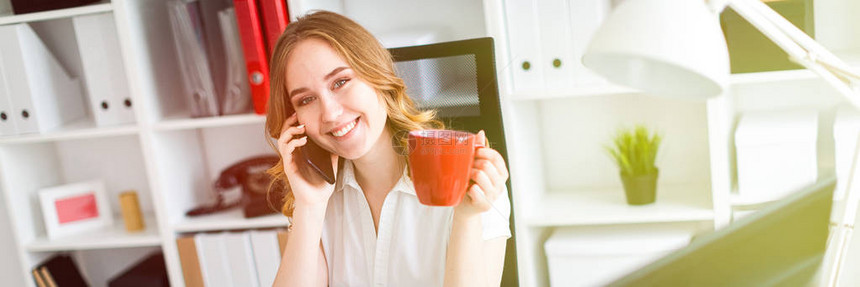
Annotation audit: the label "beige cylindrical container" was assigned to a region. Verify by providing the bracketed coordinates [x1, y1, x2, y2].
[119, 190, 145, 232]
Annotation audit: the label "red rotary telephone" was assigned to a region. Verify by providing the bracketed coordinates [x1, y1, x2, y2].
[186, 155, 285, 218]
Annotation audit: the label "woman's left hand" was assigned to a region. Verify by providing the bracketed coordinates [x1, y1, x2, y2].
[456, 130, 510, 216]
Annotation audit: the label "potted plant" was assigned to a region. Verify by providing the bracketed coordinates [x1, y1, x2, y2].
[605, 125, 662, 205]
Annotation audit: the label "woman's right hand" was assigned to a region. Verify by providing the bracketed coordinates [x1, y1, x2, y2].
[277, 113, 338, 210]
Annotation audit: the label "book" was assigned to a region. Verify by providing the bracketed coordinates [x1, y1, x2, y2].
[176, 236, 205, 287]
[34, 254, 88, 287]
[32, 268, 46, 287]
[107, 252, 169, 287]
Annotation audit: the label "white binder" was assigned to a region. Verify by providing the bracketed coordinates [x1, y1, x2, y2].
[195, 232, 233, 287]
[504, 0, 545, 94]
[537, 0, 574, 89]
[0, 54, 18, 136]
[249, 230, 281, 287]
[0, 24, 85, 135]
[224, 232, 261, 287]
[73, 13, 136, 127]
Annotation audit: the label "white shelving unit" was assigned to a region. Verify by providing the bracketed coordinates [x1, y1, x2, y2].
[3, 0, 860, 286]
[493, 0, 860, 286]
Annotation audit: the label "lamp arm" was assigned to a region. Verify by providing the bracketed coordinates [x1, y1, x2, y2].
[728, 0, 860, 101]
[727, 0, 860, 285]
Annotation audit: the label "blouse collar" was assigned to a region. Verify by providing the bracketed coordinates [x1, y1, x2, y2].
[337, 159, 416, 196]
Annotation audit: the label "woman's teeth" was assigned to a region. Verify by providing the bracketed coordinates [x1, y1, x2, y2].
[331, 118, 357, 137]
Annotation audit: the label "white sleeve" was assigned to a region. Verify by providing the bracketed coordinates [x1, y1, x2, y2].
[481, 188, 512, 241]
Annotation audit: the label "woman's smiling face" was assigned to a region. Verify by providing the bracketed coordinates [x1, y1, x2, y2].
[284, 38, 388, 160]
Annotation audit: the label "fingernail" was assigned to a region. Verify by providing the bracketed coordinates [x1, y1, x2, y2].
[297, 124, 305, 129]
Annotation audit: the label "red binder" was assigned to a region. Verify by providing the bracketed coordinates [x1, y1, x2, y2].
[259, 0, 290, 54]
[232, 0, 290, 115]
[233, 0, 271, 115]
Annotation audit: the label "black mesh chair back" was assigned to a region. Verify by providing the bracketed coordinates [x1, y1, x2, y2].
[388, 37, 518, 286]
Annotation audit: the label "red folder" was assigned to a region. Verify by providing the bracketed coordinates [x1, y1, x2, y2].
[233, 0, 270, 114]
[259, 0, 290, 54]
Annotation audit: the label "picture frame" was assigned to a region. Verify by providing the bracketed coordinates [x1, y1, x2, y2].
[39, 180, 113, 240]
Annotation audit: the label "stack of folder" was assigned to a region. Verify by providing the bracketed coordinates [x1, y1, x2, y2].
[0, 13, 137, 137]
[167, 0, 290, 117]
[176, 229, 288, 287]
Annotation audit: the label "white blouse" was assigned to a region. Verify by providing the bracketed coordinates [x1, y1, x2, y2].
[321, 159, 512, 287]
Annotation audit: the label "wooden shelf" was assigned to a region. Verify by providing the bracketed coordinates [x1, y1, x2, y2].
[0, 117, 138, 145]
[153, 113, 266, 131]
[526, 184, 714, 227]
[0, 1, 112, 25]
[172, 209, 288, 233]
[25, 215, 160, 252]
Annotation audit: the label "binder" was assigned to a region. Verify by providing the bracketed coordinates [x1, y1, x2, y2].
[198, 0, 232, 112]
[72, 13, 137, 127]
[33, 254, 88, 287]
[259, 0, 290, 53]
[0, 54, 18, 136]
[168, 0, 220, 118]
[0, 24, 85, 135]
[224, 232, 261, 287]
[176, 236, 205, 287]
[195, 232, 233, 287]
[536, 0, 574, 88]
[250, 230, 281, 286]
[503, 0, 545, 94]
[218, 8, 252, 115]
[233, 0, 271, 115]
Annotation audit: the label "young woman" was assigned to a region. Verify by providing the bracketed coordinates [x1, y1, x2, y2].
[265, 11, 511, 287]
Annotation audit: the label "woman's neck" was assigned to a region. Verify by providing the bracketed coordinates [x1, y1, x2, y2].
[352, 126, 405, 196]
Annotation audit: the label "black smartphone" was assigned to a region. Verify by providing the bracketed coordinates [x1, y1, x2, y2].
[299, 136, 336, 184]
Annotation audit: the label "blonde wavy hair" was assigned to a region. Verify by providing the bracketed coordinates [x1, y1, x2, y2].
[265, 11, 444, 217]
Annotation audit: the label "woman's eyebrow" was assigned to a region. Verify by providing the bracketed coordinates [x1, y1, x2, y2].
[289, 66, 350, 100]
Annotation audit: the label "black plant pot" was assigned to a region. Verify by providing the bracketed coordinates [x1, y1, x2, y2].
[620, 169, 659, 205]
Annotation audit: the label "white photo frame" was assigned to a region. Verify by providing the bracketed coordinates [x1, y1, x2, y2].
[39, 180, 113, 240]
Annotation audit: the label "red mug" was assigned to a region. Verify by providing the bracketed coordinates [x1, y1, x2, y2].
[408, 129, 484, 206]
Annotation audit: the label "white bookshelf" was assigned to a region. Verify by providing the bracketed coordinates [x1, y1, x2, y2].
[2, 0, 860, 286]
[492, 0, 860, 286]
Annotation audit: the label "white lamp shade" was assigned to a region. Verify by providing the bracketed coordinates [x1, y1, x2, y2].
[582, 0, 730, 99]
